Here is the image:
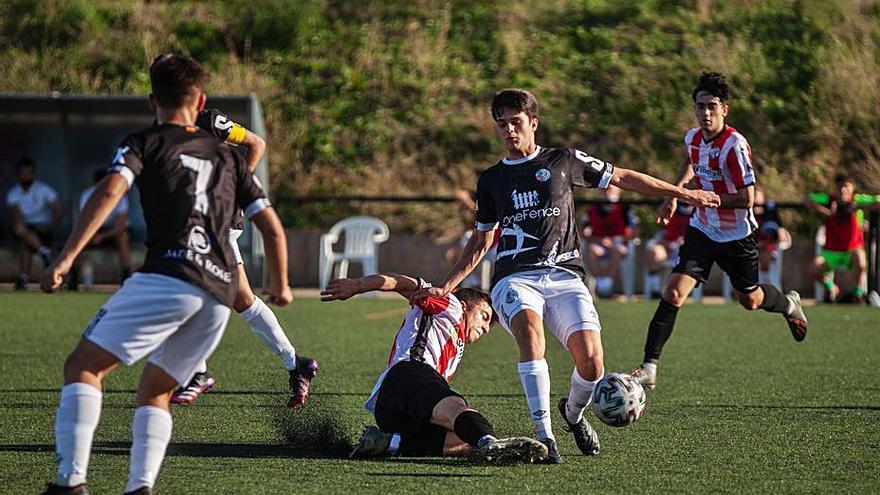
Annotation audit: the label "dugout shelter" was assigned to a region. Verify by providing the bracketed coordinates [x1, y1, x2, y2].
[0, 93, 269, 283]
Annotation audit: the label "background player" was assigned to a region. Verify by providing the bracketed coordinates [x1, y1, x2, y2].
[581, 185, 637, 297]
[6, 157, 64, 290]
[411, 88, 721, 463]
[170, 106, 317, 409]
[631, 72, 808, 391]
[807, 174, 880, 303]
[40, 54, 291, 495]
[321, 273, 548, 463]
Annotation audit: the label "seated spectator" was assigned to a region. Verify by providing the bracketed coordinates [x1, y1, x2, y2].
[5, 157, 64, 290]
[582, 186, 637, 297]
[807, 174, 880, 303]
[754, 186, 790, 285]
[70, 169, 133, 289]
[643, 202, 693, 298]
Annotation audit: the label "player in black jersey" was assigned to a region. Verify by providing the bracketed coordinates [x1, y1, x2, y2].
[411, 89, 720, 463]
[170, 107, 317, 410]
[40, 54, 291, 495]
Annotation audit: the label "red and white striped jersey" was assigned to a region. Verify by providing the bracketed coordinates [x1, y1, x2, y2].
[685, 125, 757, 242]
[365, 284, 467, 412]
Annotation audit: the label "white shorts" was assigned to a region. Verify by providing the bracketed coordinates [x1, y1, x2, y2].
[229, 228, 244, 265]
[491, 268, 601, 348]
[83, 272, 232, 386]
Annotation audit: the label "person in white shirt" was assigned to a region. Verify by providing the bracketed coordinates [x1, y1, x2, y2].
[5, 157, 64, 290]
[71, 169, 133, 287]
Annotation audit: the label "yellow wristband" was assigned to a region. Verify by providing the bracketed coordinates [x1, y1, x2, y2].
[226, 124, 247, 145]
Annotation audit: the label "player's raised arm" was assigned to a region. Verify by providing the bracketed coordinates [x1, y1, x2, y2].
[321, 273, 421, 301]
[197, 108, 266, 172]
[41, 173, 128, 293]
[409, 228, 495, 304]
[610, 167, 721, 209]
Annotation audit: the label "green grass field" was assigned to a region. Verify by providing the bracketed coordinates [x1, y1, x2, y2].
[1, 292, 878, 494]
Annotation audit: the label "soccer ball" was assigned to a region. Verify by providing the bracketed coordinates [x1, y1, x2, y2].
[591, 372, 646, 427]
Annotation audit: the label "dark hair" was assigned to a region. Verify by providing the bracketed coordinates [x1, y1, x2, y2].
[835, 173, 854, 187]
[16, 156, 35, 170]
[491, 88, 539, 120]
[692, 72, 731, 102]
[453, 287, 497, 323]
[149, 54, 208, 109]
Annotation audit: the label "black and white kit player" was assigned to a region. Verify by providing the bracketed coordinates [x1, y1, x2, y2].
[411, 89, 720, 463]
[168, 107, 317, 410]
[40, 54, 292, 495]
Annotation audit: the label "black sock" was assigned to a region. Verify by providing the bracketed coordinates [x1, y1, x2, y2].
[643, 299, 680, 363]
[759, 284, 790, 314]
[398, 425, 447, 456]
[453, 410, 495, 447]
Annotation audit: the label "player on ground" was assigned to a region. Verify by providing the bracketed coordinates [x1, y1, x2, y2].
[410, 88, 721, 463]
[630, 72, 809, 391]
[321, 274, 548, 463]
[170, 107, 317, 409]
[40, 54, 292, 495]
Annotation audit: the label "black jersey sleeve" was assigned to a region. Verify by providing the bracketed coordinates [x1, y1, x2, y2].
[196, 108, 248, 145]
[474, 171, 499, 231]
[107, 134, 144, 188]
[568, 148, 614, 190]
[233, 151, 270, 218]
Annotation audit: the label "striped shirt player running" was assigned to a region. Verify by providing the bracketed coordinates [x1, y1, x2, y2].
[410, 89, 721, 463]
[170, 107, 318, 409]
[321, 274, 548, 463]
[40, 54, 292, 495]
[631, 72, 808, 391]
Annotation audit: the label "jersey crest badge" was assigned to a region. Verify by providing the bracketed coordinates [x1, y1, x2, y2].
[535, 168, 551, 182]
[708, 146, 721, 159]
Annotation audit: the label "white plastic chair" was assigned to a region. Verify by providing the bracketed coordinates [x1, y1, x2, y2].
[319, 216, 389, 289]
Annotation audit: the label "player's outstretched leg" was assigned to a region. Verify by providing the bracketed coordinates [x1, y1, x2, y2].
[350, 425, 394, 458]
[288, 355, 319, 410]
[558, 331, 602, 456]
[750, 284, 807, 342]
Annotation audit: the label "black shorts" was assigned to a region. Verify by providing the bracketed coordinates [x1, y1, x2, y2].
[672, 227, 759, 293]
[374, 360, 464, 437]
[24, 224, 53, 246]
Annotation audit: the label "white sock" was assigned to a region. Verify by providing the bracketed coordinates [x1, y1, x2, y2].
[193, 361, 208, 375]
[642, 362, 658, 373]
[517, 359, 554, 440]
[55, 383, 103, 487]
[565, 367, 603, 424]
[240, 298, 297, 370]
[125, 406, 172, 493]
[759, 271, 770, 284]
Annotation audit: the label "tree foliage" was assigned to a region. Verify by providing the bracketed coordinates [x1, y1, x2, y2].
[2, 0, 878, 233]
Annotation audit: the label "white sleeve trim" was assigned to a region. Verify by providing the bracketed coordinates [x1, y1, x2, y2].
[108, 165, 135, 188]
[475, 221, 498, 232]
[245, 198, 271, 218]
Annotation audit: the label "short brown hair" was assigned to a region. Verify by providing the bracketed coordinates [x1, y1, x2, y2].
[149, 54, 208, 109]
[491, 88, 539, 121]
